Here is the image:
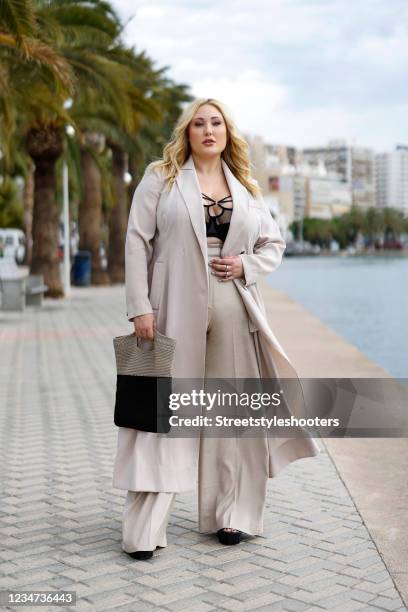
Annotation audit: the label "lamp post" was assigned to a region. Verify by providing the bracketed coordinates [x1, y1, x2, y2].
[62, 159, 71, 296]
[62, 97, 74, 296]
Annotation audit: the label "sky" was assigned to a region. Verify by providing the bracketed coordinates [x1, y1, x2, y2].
[112, 0, 408, 153]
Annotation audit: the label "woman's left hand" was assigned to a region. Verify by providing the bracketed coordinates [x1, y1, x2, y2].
[209, 256, 244, 282]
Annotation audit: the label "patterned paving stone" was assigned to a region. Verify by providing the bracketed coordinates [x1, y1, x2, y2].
[0, 286, 406, 611]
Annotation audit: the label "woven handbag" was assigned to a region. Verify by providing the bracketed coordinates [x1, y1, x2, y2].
[113, 329, 176, 433]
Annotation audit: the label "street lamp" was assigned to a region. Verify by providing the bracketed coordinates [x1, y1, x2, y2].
[62, 123, 75, 297]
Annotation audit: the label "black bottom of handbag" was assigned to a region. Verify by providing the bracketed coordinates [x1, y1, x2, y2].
[114, 375, 172, 433]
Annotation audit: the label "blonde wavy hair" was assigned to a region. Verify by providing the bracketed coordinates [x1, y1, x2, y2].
[147, 97, 261, 198]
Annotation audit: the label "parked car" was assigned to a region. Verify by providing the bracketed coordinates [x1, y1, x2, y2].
[0, 228, 26, 264]
[383, 239, 404, 250]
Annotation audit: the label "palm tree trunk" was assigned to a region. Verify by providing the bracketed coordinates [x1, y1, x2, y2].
[78, 133, 110, 285]
[26, 125, 64, 298]
[108, 144, 127, 282]
[23, 159, 34, 266]
[30, 157, 63, 296]
[127, 153, 139, 203]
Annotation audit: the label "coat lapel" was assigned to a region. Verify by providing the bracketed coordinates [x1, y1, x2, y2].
[175, 153, 250, 265]
[220, 158, 250, 258]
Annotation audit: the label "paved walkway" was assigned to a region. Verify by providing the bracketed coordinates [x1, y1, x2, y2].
[0, 284, 406, 611]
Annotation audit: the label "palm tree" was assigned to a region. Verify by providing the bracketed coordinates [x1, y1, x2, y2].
[70, 46, 175, 284]
[108, 143, 127, 282]
[62, 19, 160, 285]
[0, 0, 74, 165]
[362, 207, 383, 248]
[26, 118, 66, 294]
[1, 0, 193, 292]
[108, 75, 192, 282]
[382, 207, 406, 243]
[2, 0, 143, 294]
[1, 1, 75, 294]
[77, 131, 109, 284]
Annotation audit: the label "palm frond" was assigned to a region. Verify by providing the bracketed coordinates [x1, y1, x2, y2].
[0, 0, 36, 41]
[41, 1, 121, 39]
[66, 51, 136, 129]
[72, 110, 140, 154]
[0, 32, 75, 91]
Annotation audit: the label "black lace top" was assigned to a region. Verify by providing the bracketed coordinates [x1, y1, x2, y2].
[202, 193, 233, 242]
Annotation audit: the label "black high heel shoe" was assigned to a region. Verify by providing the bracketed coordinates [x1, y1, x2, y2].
[126, 544, 165, 560]
[217, 528, 242, 545]
[127, 550, 153, 560]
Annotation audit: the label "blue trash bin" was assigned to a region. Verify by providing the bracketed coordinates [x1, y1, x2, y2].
[73, 250, 91, 286]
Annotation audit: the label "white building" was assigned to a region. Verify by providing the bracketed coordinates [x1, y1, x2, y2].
[375, 145, 408, 215]
[302, 140, 375, 210]
[246, 135, 352, 226]
[307, 176, 352, 219]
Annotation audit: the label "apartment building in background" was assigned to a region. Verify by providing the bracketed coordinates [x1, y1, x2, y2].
[245, 136, 300, 238]
[246, 135, 353, 235]
[302, 140, 375, 210]
[375, 145, 408, 216]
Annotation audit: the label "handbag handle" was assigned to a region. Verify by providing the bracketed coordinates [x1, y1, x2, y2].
[113, 328, 176, 377]
[133, 328, 173, 352]
[134, 333, 147, 348]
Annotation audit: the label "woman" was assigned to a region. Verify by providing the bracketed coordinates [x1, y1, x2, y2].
[112, 97, 320, 560]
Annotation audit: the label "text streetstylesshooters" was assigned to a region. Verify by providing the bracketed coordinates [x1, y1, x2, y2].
[168, 415, 340, 428]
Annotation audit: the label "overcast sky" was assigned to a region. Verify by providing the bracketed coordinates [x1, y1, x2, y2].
[113, 0, 407, 153]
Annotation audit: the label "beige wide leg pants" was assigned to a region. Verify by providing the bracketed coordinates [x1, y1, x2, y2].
[121, 241, 269, 553]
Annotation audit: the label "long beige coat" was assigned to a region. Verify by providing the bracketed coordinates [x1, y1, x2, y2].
[112, 153, 320, 492]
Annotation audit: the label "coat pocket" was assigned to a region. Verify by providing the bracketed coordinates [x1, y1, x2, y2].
[149, 261, 164, 310]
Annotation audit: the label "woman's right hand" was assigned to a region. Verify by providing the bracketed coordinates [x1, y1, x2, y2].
[133, 313, 156, 340]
